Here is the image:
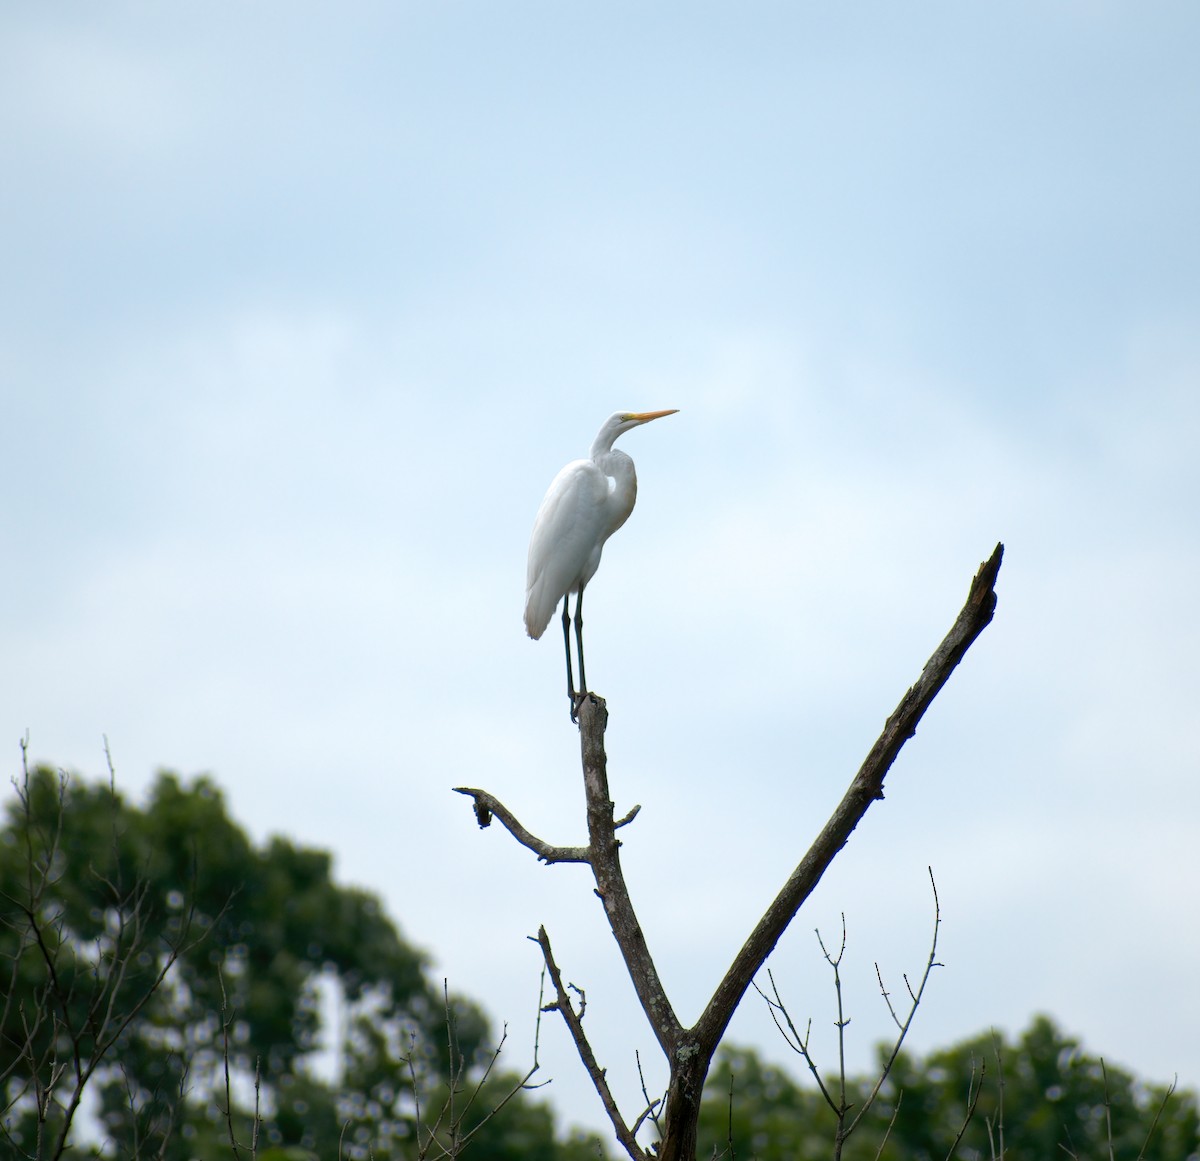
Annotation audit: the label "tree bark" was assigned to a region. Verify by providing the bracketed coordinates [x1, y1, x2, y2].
[464, 544, 1003, 1161]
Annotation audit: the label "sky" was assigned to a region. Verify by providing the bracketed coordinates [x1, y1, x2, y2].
[2, 0, 1198, 1145]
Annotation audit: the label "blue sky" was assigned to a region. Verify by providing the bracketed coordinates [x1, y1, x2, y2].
[3, 1, 1198, 1144]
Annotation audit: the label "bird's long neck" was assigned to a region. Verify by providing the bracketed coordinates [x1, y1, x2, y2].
[594, 447, 638, 536]
[589, 425, 622, 460]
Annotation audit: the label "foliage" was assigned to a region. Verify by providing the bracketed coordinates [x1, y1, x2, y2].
[698, 1015, 1199, 1160]
[0, 762, 603, 1161]
[7, 758, 1196, 1161]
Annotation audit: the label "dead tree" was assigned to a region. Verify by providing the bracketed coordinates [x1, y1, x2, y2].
[457, 543, 1003, 1161]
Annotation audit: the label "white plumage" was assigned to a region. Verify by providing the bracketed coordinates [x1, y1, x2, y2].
[524, 410, 678, 712]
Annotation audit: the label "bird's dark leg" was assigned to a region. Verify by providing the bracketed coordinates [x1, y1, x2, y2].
[561, 595, 577, 707]
[574, 584, 588, 698]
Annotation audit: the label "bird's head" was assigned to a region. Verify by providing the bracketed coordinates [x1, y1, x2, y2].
[592, 409, 679, 456]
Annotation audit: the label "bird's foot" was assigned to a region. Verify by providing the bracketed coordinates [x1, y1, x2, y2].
[569, 689, 588, 723]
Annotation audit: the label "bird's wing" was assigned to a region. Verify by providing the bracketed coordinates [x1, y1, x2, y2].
[524, 459, 609, 639]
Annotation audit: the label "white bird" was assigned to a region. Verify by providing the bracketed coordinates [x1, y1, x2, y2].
[525, 409, 678, 716]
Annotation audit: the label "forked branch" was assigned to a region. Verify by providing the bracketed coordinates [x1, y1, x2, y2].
[462, 543, 1003, 1161]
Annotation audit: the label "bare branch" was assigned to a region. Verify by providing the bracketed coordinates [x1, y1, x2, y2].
[696, 544, 1002, 1054]
[614, 804, 641, 829]
[821, 914, 851, 1141]
[576, 696, 683, 1055]
[534, 926, 646, 1161]
[633, 1050, 664, 1139]
[754, 970, 838, 1113]
[845, 868, 943, 1139]
[452, 787, 590, 863]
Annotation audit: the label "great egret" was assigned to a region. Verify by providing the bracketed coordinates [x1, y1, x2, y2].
[525, 409, 678, 716]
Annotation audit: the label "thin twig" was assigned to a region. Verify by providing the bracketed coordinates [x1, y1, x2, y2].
[753, 971, 837, 1112]
[943, 1059, 985, 1160]
[985, 1030, 1006, 1161]
[251, 1056, 262, 1157]
[844, 869, 943, 1139]
[633, 1050, 664, 1138]
[1135, 1076, 1178, 1161]
[874, 1090, 903, 1161]
[819, 914, 852, 1152]
[218, 966, 243, 1160]
[1101, 1060, 1116, 1161]
[726, 1064, 737, 1161]
[437, 995, 548, 1157]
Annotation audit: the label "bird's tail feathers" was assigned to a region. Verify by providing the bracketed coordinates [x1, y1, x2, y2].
[524, 582, 554, 640]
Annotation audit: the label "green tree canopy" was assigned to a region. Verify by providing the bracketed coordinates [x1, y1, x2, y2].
[698, 1015, 1198, 1160]
[0, 764, 601, 1161]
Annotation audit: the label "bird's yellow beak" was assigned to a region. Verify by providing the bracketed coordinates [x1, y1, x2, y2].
[628, 409, 679, 423]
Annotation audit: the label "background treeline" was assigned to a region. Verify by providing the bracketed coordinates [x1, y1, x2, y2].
[2, 767, 1196, 1160]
